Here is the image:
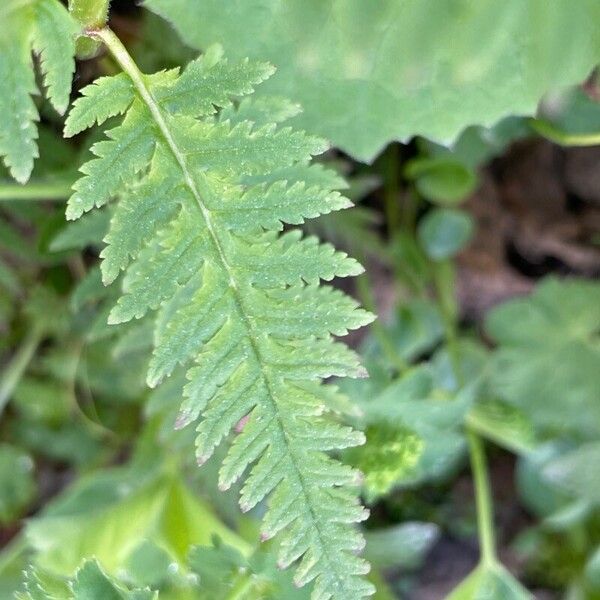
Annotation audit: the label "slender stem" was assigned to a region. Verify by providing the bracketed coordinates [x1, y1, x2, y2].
[400, 188, 420, 232]
[431, 260, 463, 385]
[69, 0, 111, 58]
[0, 180, 73, 201]
[467, 429, 497, 566]
[0, 327, 43, 416]
[430, 259, 498, 566]
[356, 274, 409, 374]
[383, 144, 400, 237]
[0, 534, 27, 574]
[224, 572, 255, 600]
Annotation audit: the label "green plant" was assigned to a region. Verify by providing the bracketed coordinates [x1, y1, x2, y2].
[1, 2, 600, 600]
[146, 0, 600, 161]
[66, 28, 374, 600]
[0, 0, 76, 182]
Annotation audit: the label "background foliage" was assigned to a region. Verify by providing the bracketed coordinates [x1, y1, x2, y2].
[0, 1, 599, 599]
[146, 0, 600, 161]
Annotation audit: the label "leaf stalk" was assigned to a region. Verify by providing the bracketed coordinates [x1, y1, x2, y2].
[0, 326, 43, 417]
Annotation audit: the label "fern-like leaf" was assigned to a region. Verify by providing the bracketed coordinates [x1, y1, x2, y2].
[16, 560, 157, 600]
[0, 0, 76, 183]
[66, 32, 374, 599]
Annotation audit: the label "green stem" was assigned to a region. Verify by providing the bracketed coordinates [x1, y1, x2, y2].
[467, 429, 497, 566]
[400, 188, 420, 233]
[431, 260, 462, 384]
[69, 0, 110, 28]
[383, 144, 400, 237]
[0, 327, 43, 416]
[224, 572, 255, 600]
[0, 180, 73, 201]
[431, 259, 498, 566]
[0, 534, 27, 575]
[356, 274, 409, 374]
[69, 0, 111, 58]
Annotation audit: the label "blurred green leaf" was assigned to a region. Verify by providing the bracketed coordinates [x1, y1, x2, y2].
[364, 522, 439, 570]
[26, 467, 246, 576]
[50, 209, 110, 252]
[585, 546, 600, 591]
[347, 423, 424, 500]
[516, 442, 575, 519]
[418, 208, 474, 260]
[543, 442, 600, 503]
[0, 444, 36, 525]
[533, 87, 600, 146]
[543, 499, 593, 532]
[359, 300, 444, 378]
[13, 377, 71, 425]
[124, 541, 172, 589]
[188, 538, 311, 599]
[348, 366, 474, 488]
[487, 278, 600, 438]
[466, 400, 537, 455]
[405, 157, 477, 205]
[13, 420, 104, 466]
[72, 560, 157, 600]
[422, 117, 530, 170]
[16, 560, 158, 600]
[147, 0, 600, 161]
[388, 300, 445, 363]
[430, 339, 488, 393]
[446, 563, 532, 599]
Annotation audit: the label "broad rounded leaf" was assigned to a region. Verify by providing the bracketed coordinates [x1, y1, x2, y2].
[486, 278, 600, 438]
[543, 442, 600, 503]
[147, 0, 600, 161]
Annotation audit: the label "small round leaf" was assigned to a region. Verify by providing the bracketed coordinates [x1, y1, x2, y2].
[417, 208, 474, 260]
[405, 157, 477, 205]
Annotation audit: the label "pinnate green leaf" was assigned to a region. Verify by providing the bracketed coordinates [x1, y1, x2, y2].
[64, 36, 374, 599]
[0, 0, 76, 182]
